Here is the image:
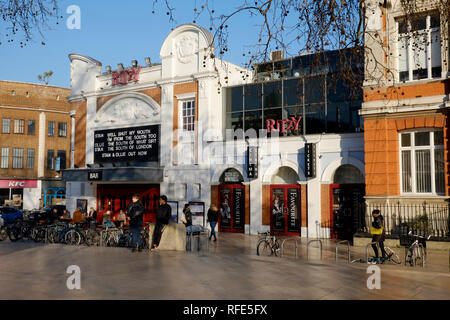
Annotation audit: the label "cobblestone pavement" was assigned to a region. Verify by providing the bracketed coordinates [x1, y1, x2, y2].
[0, 233, 449, 300]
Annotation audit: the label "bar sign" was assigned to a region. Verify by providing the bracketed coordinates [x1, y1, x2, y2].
[305, 143, 316, 178]
[88, 171, 103, 181]
[247, 146, 258, 179]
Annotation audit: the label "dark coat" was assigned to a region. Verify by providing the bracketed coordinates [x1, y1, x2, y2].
[156, 203, 172, 225]
[183, 208, 192, 227]
[127, 201, 145, 227]
[207, 208, 219, 223]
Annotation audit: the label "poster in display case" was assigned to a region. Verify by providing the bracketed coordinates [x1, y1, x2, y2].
[189, 202, 205, 227]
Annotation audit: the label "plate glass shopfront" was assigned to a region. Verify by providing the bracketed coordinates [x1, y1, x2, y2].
[94, 125, 160, 163]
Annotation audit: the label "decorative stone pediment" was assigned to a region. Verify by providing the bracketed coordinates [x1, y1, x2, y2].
[94, 92, 160, 126]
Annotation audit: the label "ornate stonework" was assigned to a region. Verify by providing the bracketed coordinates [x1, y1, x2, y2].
[175, 34, 198, 64]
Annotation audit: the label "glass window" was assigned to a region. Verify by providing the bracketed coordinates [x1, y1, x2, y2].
[283, 107, 303, 136]
[244, 111, 263, 135]
[283, 79, 303, 106]
[27, 149, 35, 169]
[14, 119, 25, 134]
[227, 112, 244, 132]
[304, 75, 325, 104]
[2, 119, 10, 134]
[327, 102, 351, 133]
[28, 120, 35, 135]
[305, 104, 326, 134]
[400, 130, 444, 194]
[415, 132, 430, 146]
[47, 150, 55, 169]
[57, 150, 67, 170]
[58, 123, 67, 137]
[244, 84, 262, 110]
[263, 81, 282, 109]
[12, 148, 24, 169]
[401, 133, 411, 147]
[48, 121, 55, 137]
[226, 87, 243, 112]
[1, 148, 9, 169]
[182, 100, 195, 131]
[263, 108, 283, 136]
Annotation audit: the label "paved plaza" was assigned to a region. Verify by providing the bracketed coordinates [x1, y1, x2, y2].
[0, 233, 449, 300]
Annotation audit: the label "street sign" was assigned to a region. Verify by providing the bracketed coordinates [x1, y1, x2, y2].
[305, 143, 316, 178]
[247, 146, 258, 179]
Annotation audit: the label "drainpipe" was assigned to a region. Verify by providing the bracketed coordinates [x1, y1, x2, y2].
[69, 110, 76, 168]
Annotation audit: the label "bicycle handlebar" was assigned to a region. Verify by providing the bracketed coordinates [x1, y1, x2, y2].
[407, 231, 431, 240]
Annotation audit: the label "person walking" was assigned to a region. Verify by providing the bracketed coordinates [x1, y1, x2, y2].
[126, 194, 145, 252]
[182, 203, 193, 230]
[207, 204, 219, 241]
[370, 209, 388, 261]
[151, 195, 171, 250]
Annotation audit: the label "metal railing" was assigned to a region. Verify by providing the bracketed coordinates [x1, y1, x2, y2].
[306, 239, 322, 260]
[361, 202, 449, 238]
[280, 238, 300, 258]
[335, 240, 351, 262]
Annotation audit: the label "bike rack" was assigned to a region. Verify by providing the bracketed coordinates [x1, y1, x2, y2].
[280, 238, 300, 258]
[365, 241, 379, 265]
[307, 239, 322, 260]
[405, 243, 426, 268]
[335, 240, 351, 263]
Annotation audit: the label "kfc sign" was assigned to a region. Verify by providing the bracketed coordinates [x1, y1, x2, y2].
[0, 180, 38, 188]
[266, 116, 302, 134]
[112, 66, 142, 86]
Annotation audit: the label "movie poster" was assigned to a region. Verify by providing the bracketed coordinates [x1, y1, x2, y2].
[287, 189, 300, 233]
[233, 188, 245, 230]
[272, 189, 285, 232]
[219, 189, 231, 229]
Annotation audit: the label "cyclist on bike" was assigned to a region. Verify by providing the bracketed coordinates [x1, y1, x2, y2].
[370, 209, 388, 261]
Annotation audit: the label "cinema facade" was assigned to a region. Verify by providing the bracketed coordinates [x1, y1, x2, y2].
[63, 24, 365, 239]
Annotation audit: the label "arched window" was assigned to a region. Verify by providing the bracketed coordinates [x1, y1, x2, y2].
[333, 165, 364, 184]
[271, 167, 299, 184]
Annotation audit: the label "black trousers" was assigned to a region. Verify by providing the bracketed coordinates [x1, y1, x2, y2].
[152, 223, 166, 248]
[371, 235, 387, 258]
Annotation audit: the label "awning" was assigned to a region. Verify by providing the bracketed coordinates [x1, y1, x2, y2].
[62, 167, 164, 182]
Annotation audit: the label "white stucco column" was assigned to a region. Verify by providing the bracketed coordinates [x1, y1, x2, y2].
[249, 180, 264, 235]
[69, 110, 76, 168]
[85, 96, 97, 165]
[37, 112, 46, 177]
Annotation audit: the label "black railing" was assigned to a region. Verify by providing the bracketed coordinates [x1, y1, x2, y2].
[358, 202, 450, 239]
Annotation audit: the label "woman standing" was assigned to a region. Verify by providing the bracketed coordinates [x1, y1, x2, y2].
[207, 204, 219, 241]
[370, 209, 387, 260]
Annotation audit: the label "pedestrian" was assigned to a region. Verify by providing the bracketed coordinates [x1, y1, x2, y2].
[126, 194, 145, 252]
[370, 209, 388, 261]
[181, 203, 193, 230]
[207, 204, 219, 241]
[151, 195, 171, 250]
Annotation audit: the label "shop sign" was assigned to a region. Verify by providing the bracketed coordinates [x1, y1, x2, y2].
[88, 171, 103, 181]
[305, 143, 316, 178]
[0, 180, 38, 188]
[112, 66, 142, 86]
[247, 146, 258, 179]
[94, 124, 160, 163]
[266, 116, 302, 133]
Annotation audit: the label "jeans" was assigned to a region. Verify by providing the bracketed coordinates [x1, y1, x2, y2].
[130, 225, 143, 249]
[209, 221, 217, 240]
[152, 223, 166, 248]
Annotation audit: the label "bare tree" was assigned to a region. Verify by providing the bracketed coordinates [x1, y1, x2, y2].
[0, 0, 61, 47]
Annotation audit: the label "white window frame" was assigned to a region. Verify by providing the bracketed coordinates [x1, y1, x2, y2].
[399, 129, 445, 195]
[14, 119, 25, 134]
[12, 148, 24, 169]
[1, 148, 9, 168]
[27, 149, 35, 169]
[396, 12, 442, 82]
[2, 119, 10, 134]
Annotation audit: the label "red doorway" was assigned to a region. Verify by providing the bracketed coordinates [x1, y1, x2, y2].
[97, 184, 160, 224]
[218, 184, 245, 233]
[270, 185, 301, 236]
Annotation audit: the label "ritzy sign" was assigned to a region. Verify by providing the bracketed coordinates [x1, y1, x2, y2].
[266, 116, 302, 134]
[112, 67, 142, 86]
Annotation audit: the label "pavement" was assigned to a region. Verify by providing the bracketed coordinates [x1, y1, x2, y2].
[0, 233, 449, 300]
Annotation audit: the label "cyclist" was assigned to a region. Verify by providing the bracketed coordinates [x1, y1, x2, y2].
[370, 209, 387, 261]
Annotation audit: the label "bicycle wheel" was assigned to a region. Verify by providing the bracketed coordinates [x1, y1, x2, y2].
[257, 240, 272, 256]
[7, 224, 22, 242]
[65, 229, 81, 246]
[273, 238, 282, 257]
[385, 247, 401, 264]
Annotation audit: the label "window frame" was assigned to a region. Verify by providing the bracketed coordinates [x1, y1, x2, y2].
[58, 122, 67, 137]
[2, 119, 10, 134]
[396, 12, 442, 82]
[28, 120, 36, 135]
[12, 148, 24, 169]
[14, 119, 25, 134]
[1, 148, 9, 169]
[399, 128, 445, 195]
[48, 121, 55, 137]
[27, 149, 35, 169]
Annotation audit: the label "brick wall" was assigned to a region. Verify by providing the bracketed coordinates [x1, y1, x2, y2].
[364, 114, 445, 196]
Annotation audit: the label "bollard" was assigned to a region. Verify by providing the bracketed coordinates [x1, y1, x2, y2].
[281, 238, 299, 258]
[335, 240, 351, 263]
[307, 239, 322, 260]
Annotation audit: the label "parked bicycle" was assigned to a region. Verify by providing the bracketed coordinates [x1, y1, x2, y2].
[256, 232, 281, 257]
[402, 231, 430, 267]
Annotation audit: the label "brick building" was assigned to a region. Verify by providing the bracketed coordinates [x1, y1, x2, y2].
[360, 0, 450, 236]
[0, 80, 72, 209]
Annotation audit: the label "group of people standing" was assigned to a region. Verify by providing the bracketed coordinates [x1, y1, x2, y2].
[181, 203, 219, 241]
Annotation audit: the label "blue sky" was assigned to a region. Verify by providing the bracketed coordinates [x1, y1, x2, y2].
[0, 0, 268, 88]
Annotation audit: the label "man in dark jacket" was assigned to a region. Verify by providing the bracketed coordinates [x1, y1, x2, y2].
[151, 195, 171, 250]
[127, 194, 145, 252]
